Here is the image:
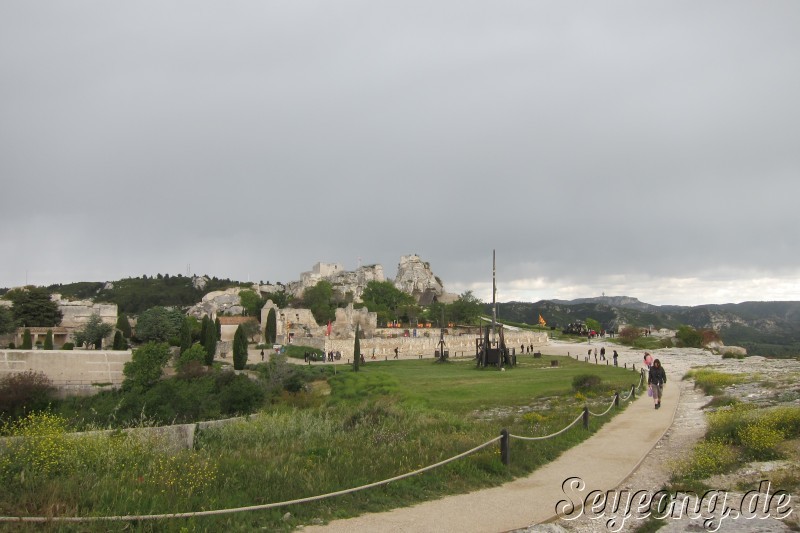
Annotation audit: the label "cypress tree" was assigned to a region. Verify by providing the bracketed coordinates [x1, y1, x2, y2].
[116, 313, 132, 339]
[215, 317, 221, 339]
[265, 308, 277, 344]
[203, 319, 217, 366]
[233, 325, 248, 370]
[44, 329, 54, 350]
[112, 330, 124, 350]
[353, 324, 360, 372]
[200, 316, 209, 349]
[179, 317, 192, 354]
[22, 328, 33, 350]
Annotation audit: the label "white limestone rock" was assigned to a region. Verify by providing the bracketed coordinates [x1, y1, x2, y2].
[394, 254, 445, 301]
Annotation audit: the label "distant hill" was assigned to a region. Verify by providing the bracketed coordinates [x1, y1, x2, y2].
[491, 297, 800, 358]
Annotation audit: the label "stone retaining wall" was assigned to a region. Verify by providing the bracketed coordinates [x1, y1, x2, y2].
[291, 331, 549, 360]
[0, 349, 131, 387]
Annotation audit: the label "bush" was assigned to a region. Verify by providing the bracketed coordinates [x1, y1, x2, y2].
[677, 439, 738, 480]
[217, 373, 265, 415]
[7, 343, 15, 349]
[177, 344, 207, 373]
[0, 371, 56, 419]
[61, 342, 74, 350]
[572, 374, 602, 393]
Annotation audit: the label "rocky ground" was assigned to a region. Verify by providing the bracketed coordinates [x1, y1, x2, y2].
[527, 344, 800, 533]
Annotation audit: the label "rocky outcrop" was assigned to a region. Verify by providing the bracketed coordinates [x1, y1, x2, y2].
[394, 254, 448, 303]
[187, 288, 244, 319]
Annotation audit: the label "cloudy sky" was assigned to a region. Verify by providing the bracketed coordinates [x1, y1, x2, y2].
[2, 1, 799, 307]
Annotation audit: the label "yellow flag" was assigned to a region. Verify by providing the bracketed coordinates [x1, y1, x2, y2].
[538, 314, 546, 326]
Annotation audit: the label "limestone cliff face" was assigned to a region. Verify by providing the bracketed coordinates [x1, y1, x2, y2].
[187, 288, 244, 318]
[286, 263, 385, 302]
[394, 254, 445, 301]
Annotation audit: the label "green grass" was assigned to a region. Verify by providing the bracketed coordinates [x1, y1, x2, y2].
[0, 354, 640, 532]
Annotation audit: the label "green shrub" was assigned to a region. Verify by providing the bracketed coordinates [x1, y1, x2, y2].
[61, 342, 74, 350]
[177, 343, 207, 372]
[685, 369, 746, 394]
[677, 439, 738, 480]
[7, 342, 15, 349]
[721, 351, 745, 359]
[572, 374, 602, 392]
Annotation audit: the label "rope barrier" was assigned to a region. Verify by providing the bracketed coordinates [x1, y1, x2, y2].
[0, 436, 503, 523]
[587, 397, 616, 417]
[508, 412, 584, 441]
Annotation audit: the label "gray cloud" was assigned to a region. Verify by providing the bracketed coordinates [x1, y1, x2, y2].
[2, 1, 799, 305]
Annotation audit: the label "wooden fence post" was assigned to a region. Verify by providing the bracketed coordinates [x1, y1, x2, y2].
[500, 429, 510, 466]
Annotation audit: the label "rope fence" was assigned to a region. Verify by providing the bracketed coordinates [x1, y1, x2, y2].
[0, 358, 646, 524]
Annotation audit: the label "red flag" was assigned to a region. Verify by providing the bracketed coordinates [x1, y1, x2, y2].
[326, 321, 332, 336]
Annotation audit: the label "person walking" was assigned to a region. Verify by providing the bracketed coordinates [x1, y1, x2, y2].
[600, 346, 606, 361]
[648, 359, 667, 409]
[612, 350, 618, 367]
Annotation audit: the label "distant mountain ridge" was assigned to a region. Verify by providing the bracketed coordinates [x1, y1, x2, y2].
[495, 297, 800, 358]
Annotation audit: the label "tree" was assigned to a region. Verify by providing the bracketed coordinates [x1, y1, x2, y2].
[200, 315, 210, 348]
[8, 287, 62, 327]
[134, 306, 183, 343]
[21, 328, 32, 350]
[116, 313, 132, 338]
[449, 291, 483, 325]
[112, 330, 127, 350]
[233, 325, 248, 370]
[585, 318, 602, 334]
[0, 306, 14, 335]
[426, 301, 448, 327]
[302, 281, 335, 324]
[179, 317, 193, 354]
[122, 342, 171, 391]
[177, 343, 207, 372]
[619, 325, 642, 345]
[239, 290, 263, 317]
[43, 329, 53, 350]
[73, 313, 114, 349]
[215, 317, 221, 339]
[204, 319, 217, 366]
[262, 290, 290, 309]
[353, 324, 361, 372]
[359, 281, 416, 325]
[241, 320, 260, 343]
[676, 325, 703, 348]
[265, 308, 277, 344]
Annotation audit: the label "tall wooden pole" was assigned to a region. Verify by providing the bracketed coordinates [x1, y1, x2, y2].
[492, 249, 497, 343]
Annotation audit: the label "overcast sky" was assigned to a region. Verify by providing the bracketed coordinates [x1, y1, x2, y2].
[2, 1, 799, 307]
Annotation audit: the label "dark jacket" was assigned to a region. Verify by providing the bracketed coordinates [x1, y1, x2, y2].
[648, 366, 667, 386]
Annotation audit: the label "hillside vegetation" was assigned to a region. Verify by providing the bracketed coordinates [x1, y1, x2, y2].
[47, 275, 250, 314]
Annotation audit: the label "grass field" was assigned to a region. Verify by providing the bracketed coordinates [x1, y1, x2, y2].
[0, 354, 641, 532]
